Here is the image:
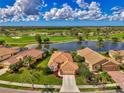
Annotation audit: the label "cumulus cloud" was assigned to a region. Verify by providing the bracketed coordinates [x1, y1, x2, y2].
[44, 2, 107, 21]
[43, 4, 75, 20]
[76, 0, 88, 8]
[0, 0, 44, 22]
[109, 7, 124, 21]
[0, 0, 124, 22]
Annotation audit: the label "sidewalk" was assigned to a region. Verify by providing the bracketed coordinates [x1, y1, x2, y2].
[0, 80, 117, 89]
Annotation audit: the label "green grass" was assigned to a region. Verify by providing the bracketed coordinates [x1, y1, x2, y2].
[0, 57, 62, 85]
[0, 36, 77, 47]
[76, 63, 91, 85]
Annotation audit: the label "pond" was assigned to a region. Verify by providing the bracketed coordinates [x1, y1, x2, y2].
[45, 41, 124, 52]
[28, 41, 124, 52]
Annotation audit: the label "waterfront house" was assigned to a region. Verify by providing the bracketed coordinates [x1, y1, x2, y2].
[109, 50, 124, 63]
[48, 51, 78, 76]
[3, 49, 44, 66]
[77, 48, 119, 72]
[0, 46, 20, 61]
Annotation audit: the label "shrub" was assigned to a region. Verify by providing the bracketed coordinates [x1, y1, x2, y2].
[43, 67, 53, 75]
[74, 55, 85, 63]
[9, 64, 19, 73]
[0, 64, 4, 69]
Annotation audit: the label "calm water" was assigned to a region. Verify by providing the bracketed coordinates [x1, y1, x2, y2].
[47, 41, 124, 52]
[29, 41, 124, 52]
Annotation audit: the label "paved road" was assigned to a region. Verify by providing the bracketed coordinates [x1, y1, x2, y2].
[0, 87, 123, 93]
[60, 75, 80, 92]
[0, 87, 39, 93]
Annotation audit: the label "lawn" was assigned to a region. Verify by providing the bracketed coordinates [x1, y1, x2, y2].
[0, 36, 77, 47]
[0, 57, 62, 85]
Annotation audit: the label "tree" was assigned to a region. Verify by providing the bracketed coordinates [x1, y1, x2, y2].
[23, 56, 35, 68]
[0, 40, 5, 45]
[9, 64, 19, 73]
[96, 37, 104, 49]
[112, 37, 119, 43]
[50, 48, 58, 54]
[77, 36, 82, 43]
[43, 66, 53, 75]
[20, 69, 40, 89]
[35, 34, 42, 48]
[43, 37, 50, 44]
[74, 55, 85, 63]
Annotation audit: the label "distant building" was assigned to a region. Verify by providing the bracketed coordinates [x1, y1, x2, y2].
[77, 48, 119, 72]
[0, 46, 20, 61]
[3, 49, 44, 66]
[48, 51, 79, 76]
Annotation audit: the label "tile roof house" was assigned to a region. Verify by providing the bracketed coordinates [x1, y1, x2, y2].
[48, 51, 78, 76]
[77, 48, 119, 72]
[0, 46, 20, 62]
[109, 50, 124, 63]
[3, 49, 44, 66]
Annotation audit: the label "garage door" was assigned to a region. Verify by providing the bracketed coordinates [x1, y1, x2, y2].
[102, 65, 119, 71]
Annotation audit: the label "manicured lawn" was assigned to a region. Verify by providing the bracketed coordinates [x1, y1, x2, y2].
[0, 57, 62, 85]
[0, 36, 77, 46]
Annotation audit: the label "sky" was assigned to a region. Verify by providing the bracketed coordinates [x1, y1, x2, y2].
[0, 0, 124, 26]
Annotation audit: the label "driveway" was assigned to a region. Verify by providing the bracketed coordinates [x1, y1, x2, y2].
[60, 75, 80, 92]
[108, 71, 124, 90]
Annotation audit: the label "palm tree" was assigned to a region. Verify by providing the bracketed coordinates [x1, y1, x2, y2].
[20, 69, 40, 89]
[23, 56, 35, 68]
[77, 35, 82, 43]
[96, 37, 104, 50]
[35, 34, 42, 48]
[9, 64, 19, 73]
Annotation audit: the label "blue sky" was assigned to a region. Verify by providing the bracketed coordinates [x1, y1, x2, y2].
[0, 0, 124, 26]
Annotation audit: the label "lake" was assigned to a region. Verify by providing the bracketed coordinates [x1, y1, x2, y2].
[27, 41, 124, 52]
[45, 41, 124, 52]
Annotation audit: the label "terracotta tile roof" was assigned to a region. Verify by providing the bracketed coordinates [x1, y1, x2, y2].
[109, 50, 124, 57]
[60, 61, 79, 75]
[0, 47, 17, 57]
[5, 49, 43, 65]
[48, 51, 79, 75]
[77, 47, 105, 65]
[48, 51, 73, 67]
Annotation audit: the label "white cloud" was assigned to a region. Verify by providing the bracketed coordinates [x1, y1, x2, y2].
[44, 2, 107, 21]
[0, 0, 44, 22]
[44, 4, 75, 20]
[76, 0, 88, 8]
[109, 7, 124, 21]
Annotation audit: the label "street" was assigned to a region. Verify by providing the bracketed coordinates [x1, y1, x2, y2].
[0, 87, 124, 93]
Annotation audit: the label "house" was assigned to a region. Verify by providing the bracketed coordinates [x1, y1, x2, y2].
[0, 46, 20, 61]
[48, 51, 78, 76]
[77, 48, 119, 72]
[3, 49, 44, 66]
[109, 50, 124, 63]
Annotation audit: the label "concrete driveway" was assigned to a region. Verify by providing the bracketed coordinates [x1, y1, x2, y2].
[60, 75, 80, 92]
[108, 71, 124, 90]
